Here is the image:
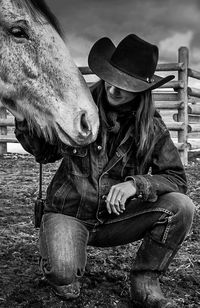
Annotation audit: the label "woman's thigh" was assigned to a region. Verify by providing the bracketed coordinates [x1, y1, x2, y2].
[88, 192, 195, 248]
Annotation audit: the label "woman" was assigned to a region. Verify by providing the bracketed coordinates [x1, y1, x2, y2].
[15, 34, 195, 307]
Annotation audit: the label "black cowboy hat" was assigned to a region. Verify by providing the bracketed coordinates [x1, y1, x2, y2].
[88, 34, 174, 92]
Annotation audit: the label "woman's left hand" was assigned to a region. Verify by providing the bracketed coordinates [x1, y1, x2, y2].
[106, 181, 136, 215]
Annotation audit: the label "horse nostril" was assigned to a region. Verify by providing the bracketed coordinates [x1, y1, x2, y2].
[80, 113, 91, 134]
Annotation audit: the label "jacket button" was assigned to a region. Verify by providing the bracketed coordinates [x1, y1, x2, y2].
[73, 149, 77, 154]
[97, 145, 102, 151]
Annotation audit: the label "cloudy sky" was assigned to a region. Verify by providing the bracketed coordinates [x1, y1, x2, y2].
[47, 0, 200, 86]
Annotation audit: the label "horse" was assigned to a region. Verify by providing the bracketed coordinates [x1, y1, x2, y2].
[0, 0, 99, 147]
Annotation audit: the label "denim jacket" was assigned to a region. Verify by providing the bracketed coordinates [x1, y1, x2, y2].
[15, 81, 187, 222]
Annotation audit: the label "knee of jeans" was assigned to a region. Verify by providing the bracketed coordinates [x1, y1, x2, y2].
[43, 258, 84, 286]
[166, 192, 195, 229]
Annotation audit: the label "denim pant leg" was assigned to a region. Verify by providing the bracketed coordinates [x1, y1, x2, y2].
[132, 192, 195, 272]
[39, 213, 89, 286]
[89, 192, 195, 272]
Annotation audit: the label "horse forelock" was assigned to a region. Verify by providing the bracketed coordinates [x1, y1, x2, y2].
[10, 0, 63, 38]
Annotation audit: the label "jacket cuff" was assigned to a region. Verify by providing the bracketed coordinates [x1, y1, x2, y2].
[125, 175, 158, 202]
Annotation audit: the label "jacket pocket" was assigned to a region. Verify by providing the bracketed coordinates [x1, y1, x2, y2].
[64, 147, 90, 177]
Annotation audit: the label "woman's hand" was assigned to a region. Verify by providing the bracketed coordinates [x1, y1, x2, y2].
[106, 180, 137, 215]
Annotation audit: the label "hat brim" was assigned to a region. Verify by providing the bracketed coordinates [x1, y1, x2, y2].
[88, 37, 175, 93]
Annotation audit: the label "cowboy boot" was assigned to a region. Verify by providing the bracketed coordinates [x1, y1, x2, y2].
[130, 271, 177, 308]
[130, 236, 178, 307]
[49, 280, 81, 300]
[40, 276, 81, 300]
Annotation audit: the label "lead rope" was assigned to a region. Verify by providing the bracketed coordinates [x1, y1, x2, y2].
[34, 163, 45, 228]
[39, 163, 43, 199]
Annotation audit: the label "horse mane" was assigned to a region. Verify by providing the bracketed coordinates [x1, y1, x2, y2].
[13, 0, 64, 38]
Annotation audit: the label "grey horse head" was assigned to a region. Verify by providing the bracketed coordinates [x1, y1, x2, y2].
[0, 0, 99, 147]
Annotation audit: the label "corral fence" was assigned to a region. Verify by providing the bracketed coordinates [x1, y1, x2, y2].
[0, 46, 200, 164]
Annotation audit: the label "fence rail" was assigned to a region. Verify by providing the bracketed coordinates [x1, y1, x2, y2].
[0, 47, 200, 163]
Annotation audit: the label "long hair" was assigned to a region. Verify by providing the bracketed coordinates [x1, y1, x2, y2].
[134, 90, 155, 173]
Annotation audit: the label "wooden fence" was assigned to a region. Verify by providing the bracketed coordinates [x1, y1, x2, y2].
[0, 47, 200, 164]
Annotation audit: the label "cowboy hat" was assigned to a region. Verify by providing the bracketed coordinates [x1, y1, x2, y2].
[88, 34, 174, 92]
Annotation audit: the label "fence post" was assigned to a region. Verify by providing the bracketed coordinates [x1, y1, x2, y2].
[0, 106, 7, 155]
[178, 47, 189, 165]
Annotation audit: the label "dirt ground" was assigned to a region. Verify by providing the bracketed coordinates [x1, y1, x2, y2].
[0, 154, 200, 308]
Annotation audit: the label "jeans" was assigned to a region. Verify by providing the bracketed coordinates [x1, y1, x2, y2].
[39, 192, 195, 286]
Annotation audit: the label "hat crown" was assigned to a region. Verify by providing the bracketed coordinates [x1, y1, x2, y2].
[110, 34, 158, 82]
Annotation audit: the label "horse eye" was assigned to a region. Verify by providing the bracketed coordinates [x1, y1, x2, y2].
[10, 27, 29, 39]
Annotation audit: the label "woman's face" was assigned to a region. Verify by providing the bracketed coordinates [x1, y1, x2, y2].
[104, 82, 137, 106]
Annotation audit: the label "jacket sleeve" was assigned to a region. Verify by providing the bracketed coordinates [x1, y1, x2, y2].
[14, 119, 63, 164]
[126, 128, 187, 203]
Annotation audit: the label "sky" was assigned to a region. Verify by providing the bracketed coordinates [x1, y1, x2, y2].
[46, 0, 200, 89]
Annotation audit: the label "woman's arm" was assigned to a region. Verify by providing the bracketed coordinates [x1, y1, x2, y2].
[126, 130, 187, 202]
[15, 119, 63, 163]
